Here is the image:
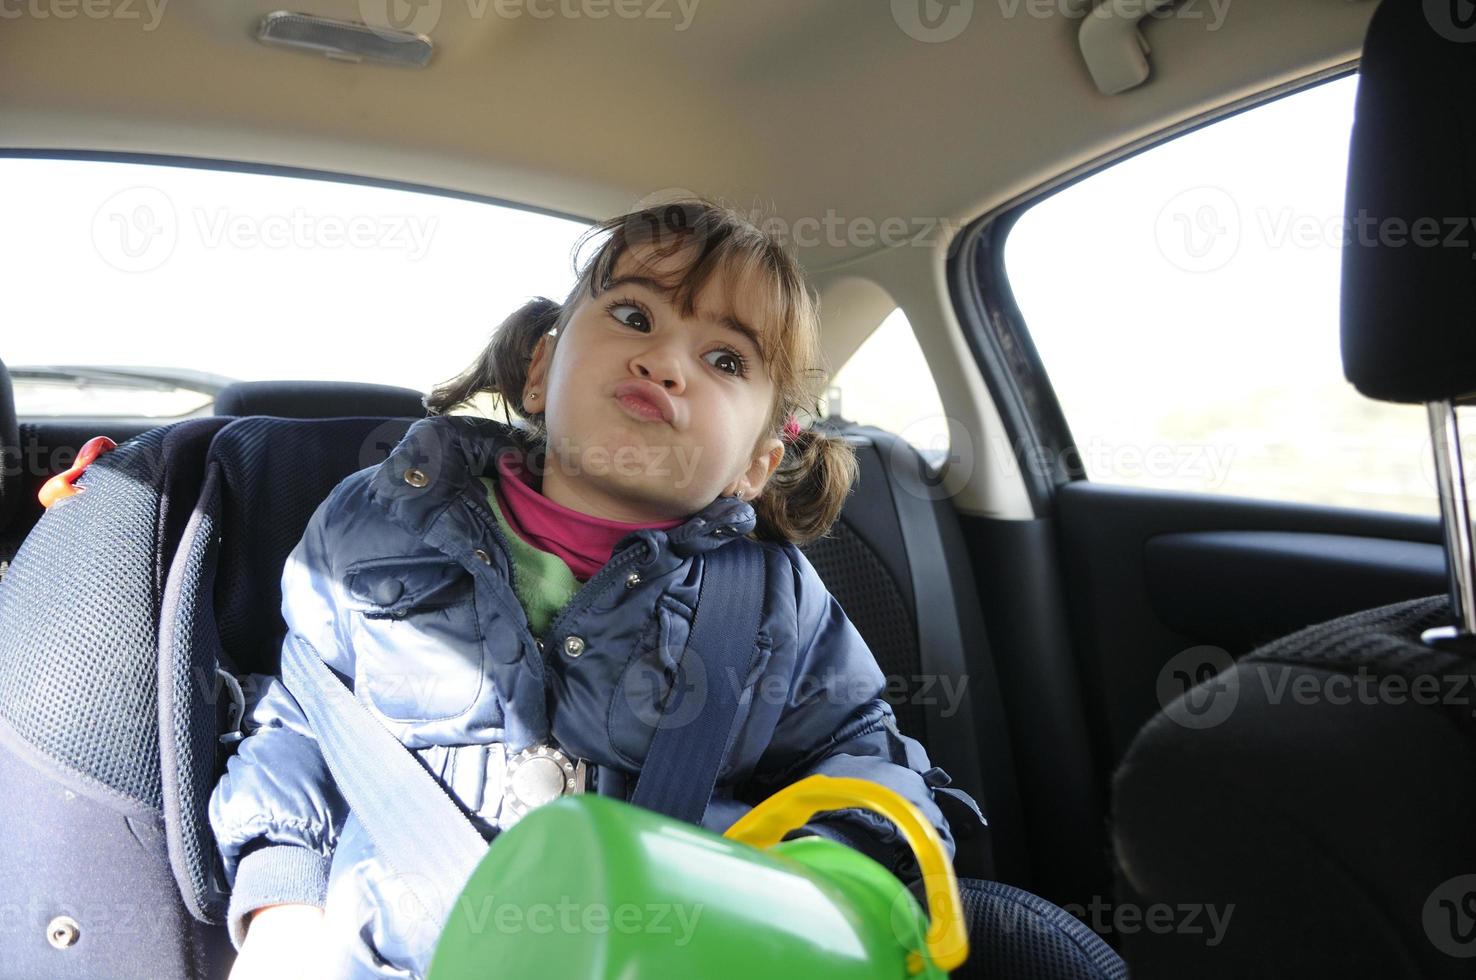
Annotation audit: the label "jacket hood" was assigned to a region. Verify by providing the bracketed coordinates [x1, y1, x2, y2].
[368, 414, 758, 558]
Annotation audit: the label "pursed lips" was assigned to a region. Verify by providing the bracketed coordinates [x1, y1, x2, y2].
[613, 380, 676, 425]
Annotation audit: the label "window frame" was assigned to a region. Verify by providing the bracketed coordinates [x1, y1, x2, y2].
[1, 149, 589, 225]
[947, 63, 1361, 518]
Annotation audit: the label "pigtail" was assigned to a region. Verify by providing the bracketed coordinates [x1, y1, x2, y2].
[424, 297, 564, 433]
[752, 427, 859, 547]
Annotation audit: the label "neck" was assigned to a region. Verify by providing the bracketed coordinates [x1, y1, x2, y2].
[538, 456, 683, 524]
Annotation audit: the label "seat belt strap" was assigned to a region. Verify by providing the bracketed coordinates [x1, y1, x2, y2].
[629, 539, 766, 824]
[279, 632, 486, 964]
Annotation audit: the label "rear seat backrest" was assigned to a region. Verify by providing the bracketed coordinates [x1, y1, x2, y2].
[213, 380, 427, 419]
[808, 421, 1020, 881]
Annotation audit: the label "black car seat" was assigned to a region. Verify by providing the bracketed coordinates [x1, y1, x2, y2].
[0, 408, 1120, 978]
[1111, 2, 1476, 977]
[213, 380, 427, 419]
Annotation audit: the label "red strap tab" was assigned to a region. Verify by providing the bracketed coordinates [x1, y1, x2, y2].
[39, 436, 118, 509]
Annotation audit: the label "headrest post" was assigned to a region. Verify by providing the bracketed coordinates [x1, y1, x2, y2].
[1423, 400, 1476, 645]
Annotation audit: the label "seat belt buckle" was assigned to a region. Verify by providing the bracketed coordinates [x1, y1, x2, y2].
[217, 668, 246, 745]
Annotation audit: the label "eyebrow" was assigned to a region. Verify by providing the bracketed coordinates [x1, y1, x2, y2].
[604, 275, 768, 361]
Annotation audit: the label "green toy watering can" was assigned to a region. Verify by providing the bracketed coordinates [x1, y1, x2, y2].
[425, 775, 970, 978]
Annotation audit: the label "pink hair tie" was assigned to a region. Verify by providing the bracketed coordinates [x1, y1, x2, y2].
[782, 414, 802, 443]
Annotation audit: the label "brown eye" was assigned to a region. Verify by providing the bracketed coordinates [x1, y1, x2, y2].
[704, 348, 747, 377]
[609, 303, 650, 332]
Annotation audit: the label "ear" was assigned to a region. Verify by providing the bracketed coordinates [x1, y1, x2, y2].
[522, 334, 553, 412]
[729, 437, 785, 500]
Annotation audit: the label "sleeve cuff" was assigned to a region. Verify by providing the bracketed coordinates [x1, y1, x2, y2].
[225, 843, 333, 951]
[783, 814, 920, 881]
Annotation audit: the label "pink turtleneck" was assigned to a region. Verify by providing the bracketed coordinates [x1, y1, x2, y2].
[491, 450, 685, 581]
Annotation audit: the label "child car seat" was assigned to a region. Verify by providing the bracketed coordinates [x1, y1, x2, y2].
[0, 412, 1124, 979]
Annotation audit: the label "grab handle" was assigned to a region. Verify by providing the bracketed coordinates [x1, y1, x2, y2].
[723, 774, 967, 974]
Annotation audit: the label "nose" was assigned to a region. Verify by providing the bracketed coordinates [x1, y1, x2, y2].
[630, 340, 685, 393]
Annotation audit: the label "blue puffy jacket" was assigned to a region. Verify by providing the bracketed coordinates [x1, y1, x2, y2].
[208, 413, 985, 976]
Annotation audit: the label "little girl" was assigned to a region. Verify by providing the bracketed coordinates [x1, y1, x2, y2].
[209, 199, 985, 979]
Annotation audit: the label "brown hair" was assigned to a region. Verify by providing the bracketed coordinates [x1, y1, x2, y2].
[426, 198, 857, 546]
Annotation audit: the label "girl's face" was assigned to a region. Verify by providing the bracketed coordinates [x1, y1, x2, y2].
[521, 246, 786, 523]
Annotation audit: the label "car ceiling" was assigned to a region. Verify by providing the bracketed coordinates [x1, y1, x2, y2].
[1, 0, 1374, 519]
[2, 0, 1373, 274]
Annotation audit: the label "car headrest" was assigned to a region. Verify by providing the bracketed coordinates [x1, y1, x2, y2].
[0, 358, 19, 533]
[1340, 0, 1476, 404]
[214, 380, 426, 420]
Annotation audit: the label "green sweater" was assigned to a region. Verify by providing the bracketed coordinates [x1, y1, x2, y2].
[479, 476, 580, 637]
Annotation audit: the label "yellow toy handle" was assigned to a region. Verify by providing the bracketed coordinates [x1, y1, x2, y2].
[723, 775, 968, 975]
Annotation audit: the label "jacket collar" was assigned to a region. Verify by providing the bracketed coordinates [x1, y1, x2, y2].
[367, 414, 757, 558]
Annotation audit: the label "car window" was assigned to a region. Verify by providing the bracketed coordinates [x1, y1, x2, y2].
[1003, 74, 1440, 517]
[825, 308, 950, 467]
[2, 157, 591, 417]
